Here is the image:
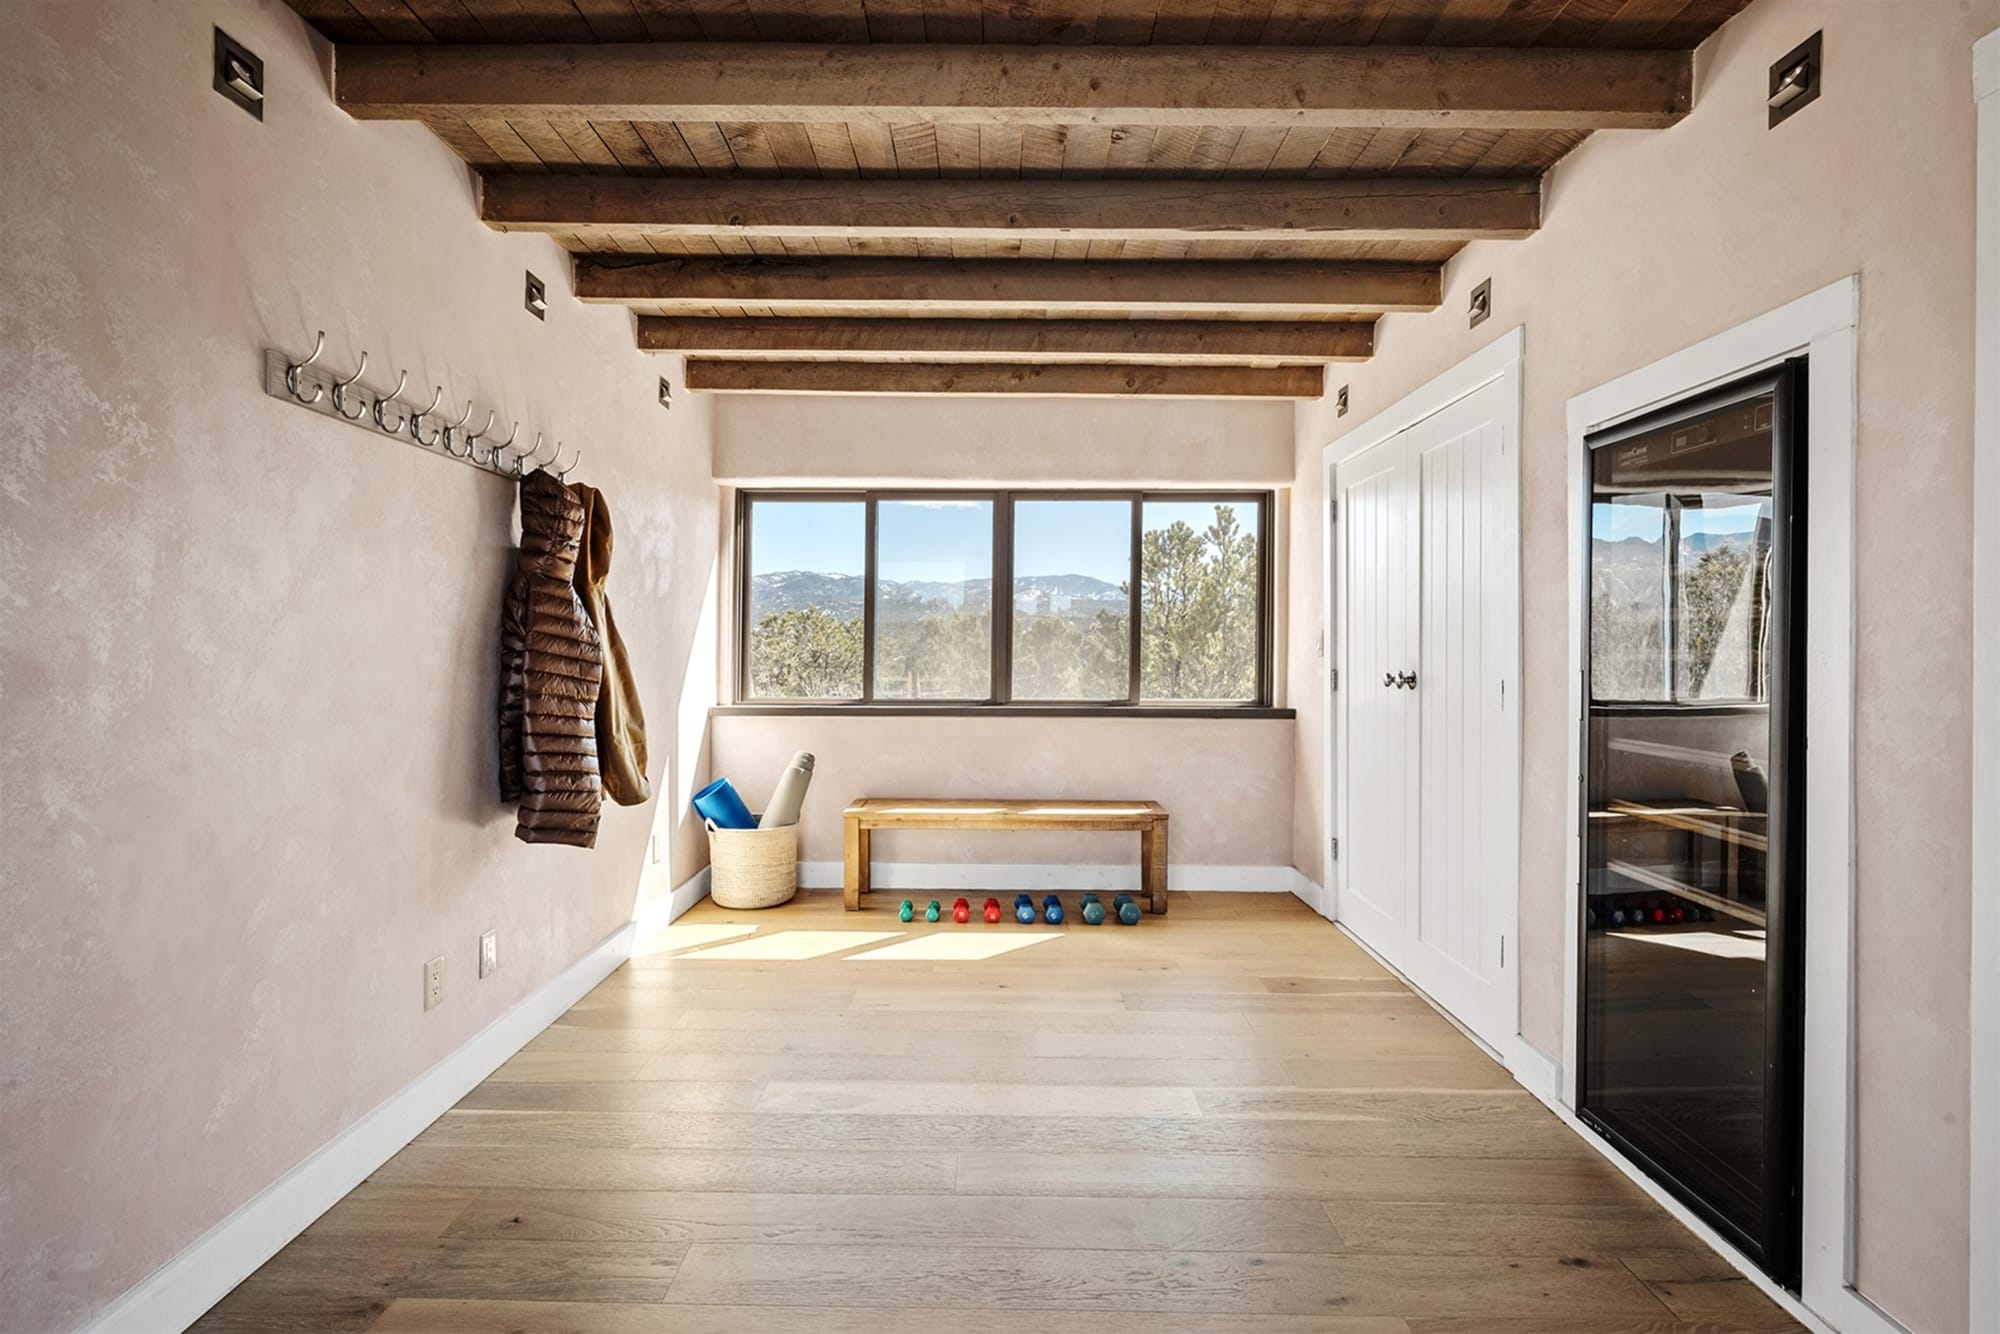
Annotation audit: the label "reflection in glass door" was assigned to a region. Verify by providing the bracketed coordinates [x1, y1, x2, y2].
[1579, 364, 1806, 1287]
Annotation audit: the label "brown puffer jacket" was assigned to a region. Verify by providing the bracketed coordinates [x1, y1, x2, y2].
[570, 483, 652, 806]
[499, 469, 604, 847]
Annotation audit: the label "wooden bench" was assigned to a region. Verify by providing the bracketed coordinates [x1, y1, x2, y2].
[842, 798, 1170, 915]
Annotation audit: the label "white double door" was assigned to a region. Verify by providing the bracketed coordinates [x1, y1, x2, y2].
[1333, 377, 1519, 1054]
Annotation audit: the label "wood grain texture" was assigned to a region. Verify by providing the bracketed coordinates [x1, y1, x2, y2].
[482, 174, 1542, 241]
[335, 43, 1693, 130]
[192, 892, 1800, 1333]
[637, 314, 1374, 361]
[684, 359, 1328, 398]
[577, 254, 1443, 314]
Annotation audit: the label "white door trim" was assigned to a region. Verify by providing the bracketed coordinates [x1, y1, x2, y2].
[1970, 25, 1999, 1334]
[1321, 328, 1527, 1071]
[1563, 276, 1898, 1333]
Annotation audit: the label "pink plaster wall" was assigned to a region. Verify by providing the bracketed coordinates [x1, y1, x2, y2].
[0, 3, 720, 1329]
[1290, 2, 1988, 1326]
[712, 714, 1296, 870]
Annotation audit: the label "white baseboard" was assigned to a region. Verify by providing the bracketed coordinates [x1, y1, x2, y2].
[633, 866, 712, 949]
[795, 860, 1313, 895]
[1510, 1053, 1857, 1334]
[1289, 874, 1327, 917]
[80, 860, 720, 1334]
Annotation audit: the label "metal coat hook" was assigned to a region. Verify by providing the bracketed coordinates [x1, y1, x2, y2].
[441, 402, 475, 458]
[330, 351, 370, 422]
[408, 387, 446, 447]
[463, 410, 498, 464]
[554, 445, 581, 480]
[371, 369, 410, 433]
[285, 331, 326, 404]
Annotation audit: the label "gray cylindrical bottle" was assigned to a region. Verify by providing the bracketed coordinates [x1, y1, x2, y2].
[758, 751, 815, 829]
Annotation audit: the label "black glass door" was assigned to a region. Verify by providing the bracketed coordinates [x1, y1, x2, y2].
[1579, 364, 1806, 1287]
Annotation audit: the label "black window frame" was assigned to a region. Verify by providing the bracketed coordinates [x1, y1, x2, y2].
[731, 488, 1277, 716]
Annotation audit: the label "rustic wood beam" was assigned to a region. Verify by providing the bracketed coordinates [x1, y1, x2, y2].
[637, 316, 1373, 363]
[683, 361, 1326, 398]
[579, 256, 1441, 315]
[336, 43, 1692, 130]
[484, 177, 1540, 242]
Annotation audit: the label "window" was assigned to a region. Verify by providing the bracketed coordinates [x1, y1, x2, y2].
[736, 491, 1271, 709]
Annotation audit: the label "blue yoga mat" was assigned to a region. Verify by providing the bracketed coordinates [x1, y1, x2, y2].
[692, 777, 758, 830]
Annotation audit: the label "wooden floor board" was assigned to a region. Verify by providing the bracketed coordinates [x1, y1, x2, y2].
[192, 891, 1802, 1333]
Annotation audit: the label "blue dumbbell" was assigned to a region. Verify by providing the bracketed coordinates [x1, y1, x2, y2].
[1116, 899, 1141, 925]
[1043, 894, 1065, 925]
[1014, 893, 1037, 925]
[1080, 894, 1106, 926]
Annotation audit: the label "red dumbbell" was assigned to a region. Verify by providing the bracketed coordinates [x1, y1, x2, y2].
[983, 897, 1002, 923]
[952, 897, 971, 924]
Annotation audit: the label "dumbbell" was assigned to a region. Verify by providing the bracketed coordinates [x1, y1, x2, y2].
[1112, 894, 1141, 925]
[953, 897, 971, 924]
[983, 897, 1002, 924]
[1043, 894, 1065, 925]
[1014, 893, 1037, 924]
[1079, 893, 1106, 926]
[898, 900, 915, 923]
[924, 900, 942, 923]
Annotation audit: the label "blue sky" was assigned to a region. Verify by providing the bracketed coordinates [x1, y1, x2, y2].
[749, 497, 1259, 583]
[1593, 497, 1765, 544]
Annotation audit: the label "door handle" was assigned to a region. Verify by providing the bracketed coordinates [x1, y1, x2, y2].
[1397, 672, 1419, 689]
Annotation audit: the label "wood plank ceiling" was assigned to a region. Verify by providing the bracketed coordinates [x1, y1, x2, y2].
[289, 0, 1750, 398]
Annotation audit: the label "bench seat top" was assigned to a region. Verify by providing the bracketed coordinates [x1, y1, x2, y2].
[844, 798, 1166, 830]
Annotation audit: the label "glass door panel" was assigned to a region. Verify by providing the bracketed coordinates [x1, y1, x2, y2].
[1580, 365, 1805, 1286]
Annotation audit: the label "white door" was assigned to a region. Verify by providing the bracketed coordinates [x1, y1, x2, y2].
[1334, 433, 1419, 953]
[1332, 376, 1519, 1055]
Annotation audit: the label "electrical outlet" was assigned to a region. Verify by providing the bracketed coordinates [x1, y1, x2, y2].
[423, 956, 445, 1010]
[479, 930, 498, 978]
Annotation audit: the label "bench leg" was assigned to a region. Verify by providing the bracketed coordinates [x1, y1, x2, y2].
[1142, 819, 1169, 915]
[844, 818, 870, 911]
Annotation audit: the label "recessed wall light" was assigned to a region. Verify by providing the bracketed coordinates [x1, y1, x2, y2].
[524, 271, 547, 320]
[1768, 31, 1822, 128]
[212, 28, 264, 121]
[659, 377, 673, 410]
[1469, 278, 1492, 329]
[1336, 385, 1350, 417]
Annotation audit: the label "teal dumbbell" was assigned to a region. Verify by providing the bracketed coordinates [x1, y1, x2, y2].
[898, 900, 914, 923]
[1079, 893, 1106, 925]
[924, 900, 942, 923]
[1112, 894, 1141, 925]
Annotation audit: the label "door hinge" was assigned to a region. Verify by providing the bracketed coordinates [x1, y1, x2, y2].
[1331, 837, 1340, 861]
[1500, 934, 1506, 967]
[1330, 666, 1338, 691]
[1329, 497, 1338, 524]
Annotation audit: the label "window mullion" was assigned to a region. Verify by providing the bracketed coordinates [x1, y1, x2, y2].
[862, 496, 878, 704]
[1128, 494, 1142, 705]
[993, 492, 1012, 706]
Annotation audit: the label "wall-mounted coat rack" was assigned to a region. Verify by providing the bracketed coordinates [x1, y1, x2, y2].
[263, 332, 582, 481]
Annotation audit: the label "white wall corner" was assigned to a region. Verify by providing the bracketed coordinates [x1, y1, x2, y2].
[633, 865, 714, 950]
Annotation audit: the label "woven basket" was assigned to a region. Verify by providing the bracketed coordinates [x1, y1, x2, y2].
[706, 819, 798, 910]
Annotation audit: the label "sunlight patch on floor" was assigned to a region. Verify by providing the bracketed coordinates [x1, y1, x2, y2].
[682, 930, 906, 961]
[633, 923, 761, 957]
[843, 932, 1063, 962]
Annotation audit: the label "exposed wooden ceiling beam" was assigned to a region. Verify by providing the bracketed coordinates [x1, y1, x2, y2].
[683, 360, 1326, 399]
[484, 177, 1540, 242]
[336, 43, 1692, 130]
[579, 256, 1442, 315]
[638, 316, 1373, 363]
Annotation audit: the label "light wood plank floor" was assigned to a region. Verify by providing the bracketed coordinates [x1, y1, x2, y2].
[193, 892, 1803, 1333]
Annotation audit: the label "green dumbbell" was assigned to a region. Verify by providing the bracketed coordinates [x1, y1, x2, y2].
[924, 900, 942, 923]
[898, 900, 914, 923]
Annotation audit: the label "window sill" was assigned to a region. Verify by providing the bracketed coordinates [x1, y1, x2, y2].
[711, 704, 1296, 721]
